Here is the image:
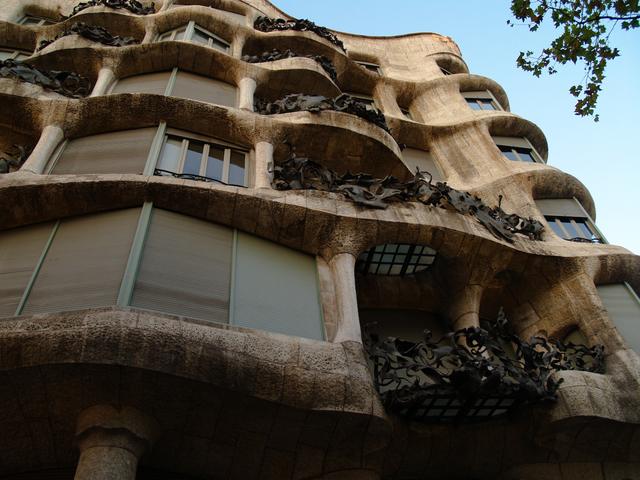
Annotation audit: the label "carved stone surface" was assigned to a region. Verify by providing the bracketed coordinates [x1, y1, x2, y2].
[242, 48, 338, 82]
[364, 309, 605, 422]
[0, 144, 32, 173]
[253, 16, 346, 52]
[64, 0, 155, 19]
[0, 59, 91, 98]
[38, 22, 139, 50]
[255, 93, 390, 132]
[272, 154, 545, 242]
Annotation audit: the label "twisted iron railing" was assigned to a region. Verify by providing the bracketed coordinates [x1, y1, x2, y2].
[243, 49, 338, 83]
[38, 22, 138, 50]
[0, 59, 91, 97]
[64, 0, 155, 19]
[254, 16, 346, 52]
[364, 309, 604, 423]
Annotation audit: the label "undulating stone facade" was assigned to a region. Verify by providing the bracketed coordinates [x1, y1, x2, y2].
[0, 0, 639, 479]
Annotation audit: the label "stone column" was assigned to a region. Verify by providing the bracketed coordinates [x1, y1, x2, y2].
[254, 141, 273, 188]
[20, 125, 64, 174]
[90, 67, 115, 97]
[329, 253, 363, 343]
[142, 25, 158, 44]
[74, 405, 159, 480]
[238, 77, 257, 111]
[448, 284, 483, 331]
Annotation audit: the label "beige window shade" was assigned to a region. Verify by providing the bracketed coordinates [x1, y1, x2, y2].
[172, 71, 237, 107]
[233, 232, 324, 340]
[131, 209, 233, 323]
[492, 136, 532, 149]
[51, 128, 156, 175]
[535, 199, 587, 218]
[462, 90, 494, 100]
[0, 222, 54, 317]
[401, 147, 443, 181]
[22, 208, 140, 315]
[597, 284, 640, 352]
[110, 71, 172, 95]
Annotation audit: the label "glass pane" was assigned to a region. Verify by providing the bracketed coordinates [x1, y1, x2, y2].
[183, 141, 204, 176]
[0, 50, 13, 61]
[14, 52, 31, 60]
[205, 146, 224, 181]
[466, 99, 482, 110]
[21, 17, 42, 25]
[560, 219, 580, 239]
[192, 28, 211, 45]
[480, 99, 496, 110]
[548, 219, 565, 238]
[174, 27, 187, 40]
[157, 32, 171, 41]
[499, 147, 518, 161]
[516, 147, 535, 162]
[157, 137, 182, 172]
[575, 220, 595, 239]
[228, 151, 245, 186]
[211, 38, 230, 52]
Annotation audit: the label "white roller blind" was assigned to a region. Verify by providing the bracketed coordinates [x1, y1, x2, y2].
[22, 208, 140, 315]
[131, 209, 233, 323]
[52, 128, 156, 175]
[535, 199, 587, 218]
[0, 222, 54, 317]
[110, 71, 172, 95]
[401, 147, 443, 181]
[172, 71, 237, 107]
[597, 284, 640, 352]
[233, 232, 324, 340]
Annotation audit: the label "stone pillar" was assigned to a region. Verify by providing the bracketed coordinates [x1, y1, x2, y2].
[231, 33, 246, 58]
[448, 284, 483, 331]
[254, 141, 273, 189]
[238, 77, 257, 111]
[90, 67, 115, 97]
[329, 253, 363, 343]
[20, 125, 64, 174]
[142, 26, 158, 44]
[74, 405, 159, 480]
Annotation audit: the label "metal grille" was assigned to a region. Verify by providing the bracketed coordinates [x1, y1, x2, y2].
[356, 244, 436, 276]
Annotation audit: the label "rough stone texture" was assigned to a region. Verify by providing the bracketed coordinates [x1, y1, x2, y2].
[0, 0, 638, 479]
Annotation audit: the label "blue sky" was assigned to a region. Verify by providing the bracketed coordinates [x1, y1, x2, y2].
[272, 0, 639, 254]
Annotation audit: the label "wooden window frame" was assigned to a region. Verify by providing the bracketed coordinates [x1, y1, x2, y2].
[155, 128, 248, 186]
[156, 21, 230, 53]
[493, 136, 543, 164]
[355, 60, 382, 75]
[462, 90, 502, 111]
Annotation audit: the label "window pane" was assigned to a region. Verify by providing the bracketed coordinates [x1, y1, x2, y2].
[228, 151, 245, 185]
[575, 220, 595, 239]
[205, 146, 224, 181]
[560, 219, 580, 238]
[174, 27, 187, 40]
[157, 137, 182, 172]
[183, 141, 204, 176]
[21, 17, 42, 25]
[211, 37, 230, 52]
[192, 28, 211, 45]
[14, 52, 30, 61]
[0, 50, 13, 61]
[516, 147, 535, 162]
[548, 219, 565, 238]
[499, 146, 518, 161]
[157, 32, 172, 41]
[466, 99, 482, 110]
[480, 99, 496, 110]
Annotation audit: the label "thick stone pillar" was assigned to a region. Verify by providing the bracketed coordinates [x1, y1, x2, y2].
[329, 253, 363, 343]
[254, 141, 273, 188]
[20, 125, 64, 174]
[74, 405, 159, 480]
[448, 284, 483, 331]
[142, 26, 158, 44]
[90, 67, 115, 97]
[238, 77, 257, 111]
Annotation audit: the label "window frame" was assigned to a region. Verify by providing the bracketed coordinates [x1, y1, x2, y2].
[537, 197, 607, 243]
[0, 47, 32, 61]
[354, 60, 382, 75]
[345, 92, 379, 112]
[18, 15, 56, 26]
[156, 20, 230, 53]
[462, 90, 502, 111]
[492, 136, 543, 164]
[154, 128, 248, 187]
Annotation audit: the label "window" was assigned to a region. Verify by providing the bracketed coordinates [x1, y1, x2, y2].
[400, 107, 412, 120]
[492, 136, 541, 163]
[440, 66, 453, 76]
[110, 69, 237, 107]
[356, 243, 437, 276]
[157, 21, 230, 53]
[462, 90, 502, 111]
[0, 47, 32, 61]
[19, 15, 56, 26]
[345, 92, 378, 112]
[355, 60, 381, 75]
[597, 283, 640, 353]
[156, 131, 247, 186]
[401, 147, 444, 181]
[535, 198, 604, 243]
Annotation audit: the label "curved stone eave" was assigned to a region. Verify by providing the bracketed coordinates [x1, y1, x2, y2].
[1, 174, 637, 279]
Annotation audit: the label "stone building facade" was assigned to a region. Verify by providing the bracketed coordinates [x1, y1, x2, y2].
[0, 0, 639, 478]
